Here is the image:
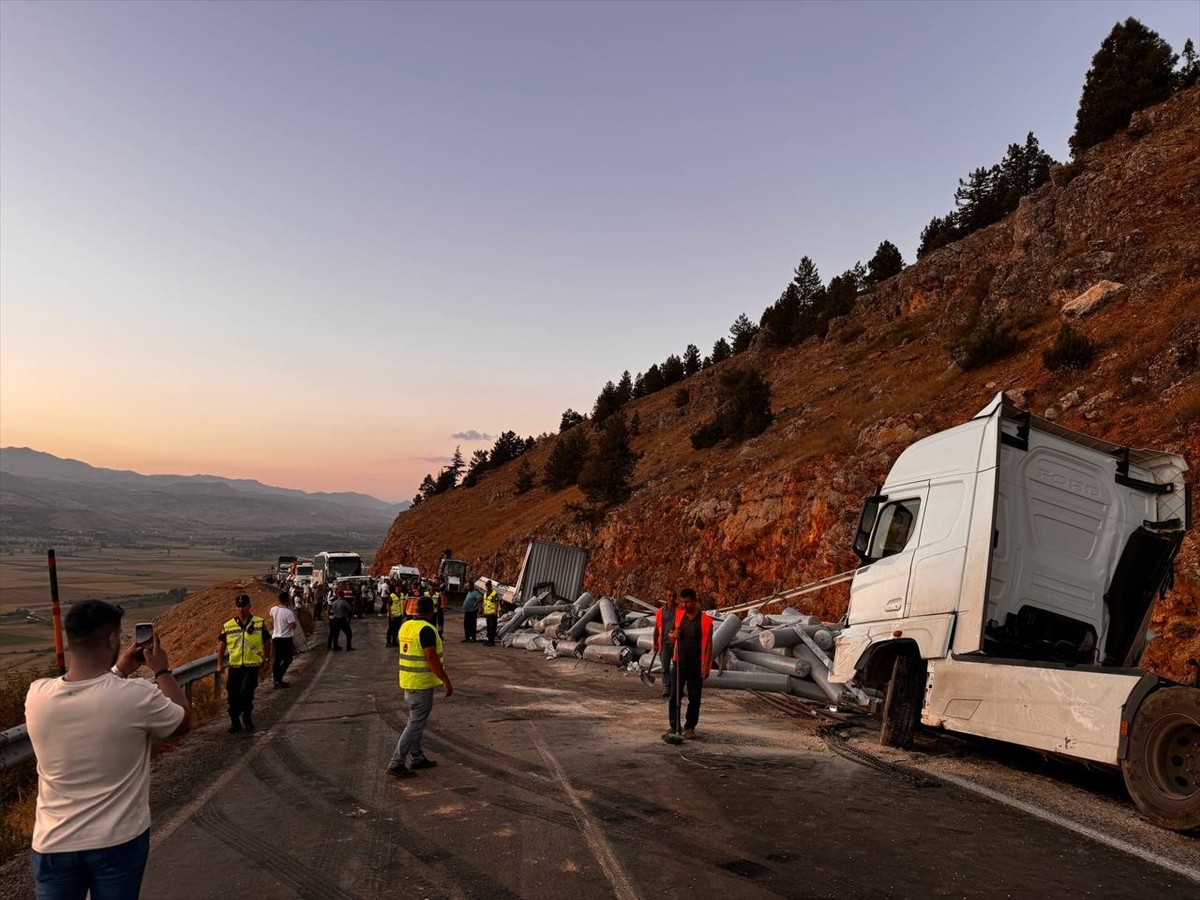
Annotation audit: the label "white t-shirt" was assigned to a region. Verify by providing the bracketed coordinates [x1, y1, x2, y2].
[269, 605, 298, 639]
[26, 672, 185, 853]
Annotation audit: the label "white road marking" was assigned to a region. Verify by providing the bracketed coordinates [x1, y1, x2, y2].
[151, 650, 335, 850]
[530, 727, 641, 900]
[936, 771, 1200, 885]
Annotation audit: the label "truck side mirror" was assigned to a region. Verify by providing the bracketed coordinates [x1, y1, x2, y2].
[853, 495, 887, 562]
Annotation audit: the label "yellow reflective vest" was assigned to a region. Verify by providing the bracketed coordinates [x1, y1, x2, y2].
[223, 616, 266, 667]
[398, 619, 444, 690]
[389, 592, 405, 617]
[482, 590, 500, 616]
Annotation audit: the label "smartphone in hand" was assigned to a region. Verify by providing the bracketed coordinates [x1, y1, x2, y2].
[135, 623, 154, 648]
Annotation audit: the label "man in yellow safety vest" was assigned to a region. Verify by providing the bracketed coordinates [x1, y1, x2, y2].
[386, 587, 405, 648]
[216, 593, 271, 734]
[387, 596, 453, 778]
[481, 580, 501, 646]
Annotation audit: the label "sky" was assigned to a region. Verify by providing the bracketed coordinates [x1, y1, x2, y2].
[1, 1, 1196, 502]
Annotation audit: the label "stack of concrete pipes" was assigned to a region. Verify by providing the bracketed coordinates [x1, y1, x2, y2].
[488, 592, 851, 706]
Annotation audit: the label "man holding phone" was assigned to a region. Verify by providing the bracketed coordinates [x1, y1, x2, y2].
[216, 594, 271, 733]
[25, 599, 191, 900]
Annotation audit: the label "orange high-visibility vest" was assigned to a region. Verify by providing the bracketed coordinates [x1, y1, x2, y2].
[672, 609, 714, 678]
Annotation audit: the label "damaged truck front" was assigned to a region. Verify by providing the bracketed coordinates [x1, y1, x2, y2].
[831, 393, 1195, 831]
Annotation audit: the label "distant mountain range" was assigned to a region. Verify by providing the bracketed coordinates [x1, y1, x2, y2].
[0, 447, 408, 542]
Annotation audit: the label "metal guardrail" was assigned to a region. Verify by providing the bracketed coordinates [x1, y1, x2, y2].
[0, 654, 222, 772]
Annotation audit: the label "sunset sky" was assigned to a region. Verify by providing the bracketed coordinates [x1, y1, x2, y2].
[2, 1, 1195, 502]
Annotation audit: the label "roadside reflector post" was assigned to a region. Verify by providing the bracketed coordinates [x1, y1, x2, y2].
[47, 549, 66, 675]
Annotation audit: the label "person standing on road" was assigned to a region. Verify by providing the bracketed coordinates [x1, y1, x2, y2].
[268, 590, 298, 689]
[25, 600, 191, 900]
[652, 591, 679, 699]
[386, 587, 405, 648]
[481, 580, 501, 646]
[217, 594, 271, 733]
[387, 596, 453, 778]
[461, 584, 481, 643]
[378, 577, 389, 616]
[665, 588, 713, 741]
[328, 591, 354, 651]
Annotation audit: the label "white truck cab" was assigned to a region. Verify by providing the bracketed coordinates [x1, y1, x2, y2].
[831, 394, 1195, 829]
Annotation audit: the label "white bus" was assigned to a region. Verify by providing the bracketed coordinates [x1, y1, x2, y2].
[313, 551, 363, 586]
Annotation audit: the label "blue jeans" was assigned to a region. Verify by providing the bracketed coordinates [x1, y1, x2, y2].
[30, 829, 149, 900]
[389, 688, 434, 767]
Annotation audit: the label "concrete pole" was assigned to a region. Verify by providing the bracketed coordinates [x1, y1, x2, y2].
[732, 649, 812, 678]
[582, 644, 634, 666]
[566, 602, 602, 640]
[598, 596, 621, 629]
[792, 644, 843, 704]
[710, 612, 744, 657]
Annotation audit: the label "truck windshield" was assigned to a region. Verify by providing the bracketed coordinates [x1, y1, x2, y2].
[868, 499, 921, 559]
[444, 561, 467, 577]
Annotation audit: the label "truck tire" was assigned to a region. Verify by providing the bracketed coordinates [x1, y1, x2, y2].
[1120, 686, 1200, 831]
[879, 651, 926, 750]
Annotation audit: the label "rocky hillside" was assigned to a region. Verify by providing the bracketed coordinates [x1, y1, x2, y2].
[376, 86, 1200, 683]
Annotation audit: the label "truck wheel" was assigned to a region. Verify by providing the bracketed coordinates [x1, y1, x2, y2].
[1121, 687, 1200, 831]
[879, 651, 927, 750]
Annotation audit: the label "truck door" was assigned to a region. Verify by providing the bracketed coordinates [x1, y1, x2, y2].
[847, 484, 928, 625]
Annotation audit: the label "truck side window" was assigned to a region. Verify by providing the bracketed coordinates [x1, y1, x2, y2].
[868, 499, 921, 559]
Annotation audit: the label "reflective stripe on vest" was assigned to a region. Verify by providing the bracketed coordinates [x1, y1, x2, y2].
[224, 616, 266, 667]
[398, 619, 444, 690]
[482, 590, 500, 615]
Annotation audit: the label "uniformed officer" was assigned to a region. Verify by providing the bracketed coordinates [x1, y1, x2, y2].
[216, 594, 271, 734]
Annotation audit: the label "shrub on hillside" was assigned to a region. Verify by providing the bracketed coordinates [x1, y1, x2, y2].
[577, 413, 640, 506]
[690, 367, 774, 449]
[951, 317, 1020, 371]
[1042, 323, 1096, 371]
[674, 388, 690, 408]
[514, 459, 535, 494]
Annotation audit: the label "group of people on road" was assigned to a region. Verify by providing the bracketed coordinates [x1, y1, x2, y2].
[19, 572, 713, 899]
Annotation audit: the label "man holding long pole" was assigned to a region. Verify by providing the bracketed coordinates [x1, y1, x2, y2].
[664, 588, 713, 742]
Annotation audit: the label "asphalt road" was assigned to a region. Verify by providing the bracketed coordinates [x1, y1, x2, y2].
[4, 613, 1197, 899]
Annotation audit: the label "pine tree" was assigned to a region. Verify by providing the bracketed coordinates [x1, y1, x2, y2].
[615, 370, 633, 405]
[1070, 18, 1178, 156]
[867, 241, 904, 285]
[643, 363, 665, 394]
[851, 261, 869, 293]
[661, 354, 685, 386]
[461, 449, 490, 488]
[917, 214, 960, 258]
[592, 381, 622, 426]
[489, 431, 524, 467]
[1180, 39, 1199, 89]
[514, 459, 535, 494]
[760, 285, 802, 349]
[711, 337, 732, 364]
[559, 409, 584, 431]
[682, 344, 702, 376]
[825, 271, 859, 318]
[729, 314, 758, 354]
[577, 413, 640, 506]
[791, 256, 823, 302]
[543, 428, 589, 490]
[632, 372, 646, 399]
[448, 446, 464, 485]
[689, 367, 774, 449]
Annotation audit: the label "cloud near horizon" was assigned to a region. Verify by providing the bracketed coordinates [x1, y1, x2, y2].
[409, 455, 453, 464]
[451, 430, 493, 441]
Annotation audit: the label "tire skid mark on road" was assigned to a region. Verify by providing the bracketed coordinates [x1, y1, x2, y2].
[378, 701, 793, 896]
[191, 802, 360, 900]
[530, 727, 641, 900]
[150, 649, 337, 851]
[265, 732, 521, 900]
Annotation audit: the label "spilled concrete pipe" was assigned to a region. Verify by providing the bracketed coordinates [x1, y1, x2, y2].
[732, 649, 812, 678]
[598, 596, 621, 629]
[582, 644, 634, 666]
[574, 591, 595, 613]
[566, 602, 602, 640]
[548, 639, 586, 659]
[509, 633, 547, 651]
[710, 613, 745, 657]
[792, 644, 842, 704]
[706, 669, 829, 703]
